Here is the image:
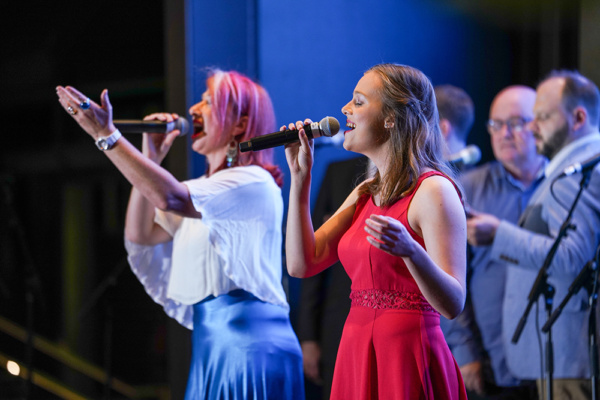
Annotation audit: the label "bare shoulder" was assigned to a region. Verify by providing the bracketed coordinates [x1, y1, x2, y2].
[414, 174, 461, 205]
[409, 174, 465, 234]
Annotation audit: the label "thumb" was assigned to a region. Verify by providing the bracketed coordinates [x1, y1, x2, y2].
[101, 89, 112, 111]
[163, 130, 180, 148]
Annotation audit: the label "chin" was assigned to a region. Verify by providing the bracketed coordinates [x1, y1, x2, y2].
[342, 138, 353, 152]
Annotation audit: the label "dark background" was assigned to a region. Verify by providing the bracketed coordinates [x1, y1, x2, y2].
[0, 0, 596, 398]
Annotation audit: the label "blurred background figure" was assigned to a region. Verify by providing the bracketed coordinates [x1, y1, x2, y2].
[477, 71, 600, 400]
[435, 84, 476, 162]
[456, 85, 546, 399]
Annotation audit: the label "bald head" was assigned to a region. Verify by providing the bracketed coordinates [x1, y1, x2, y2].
[490, 85, 536, 120]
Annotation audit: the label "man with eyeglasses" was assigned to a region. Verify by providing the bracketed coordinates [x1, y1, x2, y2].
[469, 71, 600, 400]
[453, 85, 546, 399]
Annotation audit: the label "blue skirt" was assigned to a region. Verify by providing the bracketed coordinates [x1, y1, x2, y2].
[184, 290, 305, 400]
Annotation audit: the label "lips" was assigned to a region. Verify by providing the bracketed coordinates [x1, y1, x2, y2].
[345, 121, 356, 134]
[191, 118, 205, 140]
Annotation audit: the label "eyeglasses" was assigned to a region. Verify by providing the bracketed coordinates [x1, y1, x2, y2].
[487, 116, 532, 135]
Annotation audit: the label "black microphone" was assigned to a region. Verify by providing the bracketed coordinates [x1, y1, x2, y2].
[559, 152, 600, 177]
[239, 117, 340, 153]
[447, 145, 481, 166]
[113, 119, 190, 136]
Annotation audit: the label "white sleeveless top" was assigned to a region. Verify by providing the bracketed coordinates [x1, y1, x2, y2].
[125, 165, 288, 329]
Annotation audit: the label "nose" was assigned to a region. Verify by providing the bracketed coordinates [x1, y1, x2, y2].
[189, 102, 202, 117]
[341, 102, 351, 115]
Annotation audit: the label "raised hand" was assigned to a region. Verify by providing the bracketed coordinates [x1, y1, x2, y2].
[56, 86, 116, 139]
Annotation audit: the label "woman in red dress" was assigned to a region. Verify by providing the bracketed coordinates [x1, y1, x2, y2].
[284, 63, 468, 399]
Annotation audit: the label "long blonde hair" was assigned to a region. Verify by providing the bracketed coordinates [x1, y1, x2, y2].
[358, 64, 458, 207]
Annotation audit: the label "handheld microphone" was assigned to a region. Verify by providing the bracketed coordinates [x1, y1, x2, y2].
[113, 119, 190, 136]
[239, 117, 340, 153]
[447, 145, 481, 167]
[559, 152, 600, 177]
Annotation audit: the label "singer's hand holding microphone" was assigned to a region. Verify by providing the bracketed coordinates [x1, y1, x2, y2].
[133, 113, 187, 163]
[238, 116, 341, 178]
[282, 119, 318, 178]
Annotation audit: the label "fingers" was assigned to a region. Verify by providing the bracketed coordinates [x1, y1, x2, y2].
[283, 120, 312, 131]
[143, 112, 179, 122]
[56, 86, 97, 117]
[56, 86, 84, 116]
[364, 214, 416, 256]
[64, 86, 88, 102]
[297, 127, 313, 151]
[364, 215, 397, 244]
[65, 86, 97, 110]
[162, 130, 180, 148]
[282, 119, 314, 167]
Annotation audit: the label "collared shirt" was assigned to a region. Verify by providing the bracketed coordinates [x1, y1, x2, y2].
[458, 160, 544, 386]
[544, 133, 600, 177]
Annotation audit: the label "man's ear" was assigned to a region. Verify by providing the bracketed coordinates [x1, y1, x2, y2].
[439, 118, 451, 139]
[572, 106, 588, 132]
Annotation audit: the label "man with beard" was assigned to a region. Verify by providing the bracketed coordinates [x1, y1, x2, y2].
[467, 70, 600, 399]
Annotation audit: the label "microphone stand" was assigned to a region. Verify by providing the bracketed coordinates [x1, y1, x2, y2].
[1, 176, 44, 400]
[511, 169, 593, 400]
[541, 245, 600, 400]
[78, 257, 128, 400]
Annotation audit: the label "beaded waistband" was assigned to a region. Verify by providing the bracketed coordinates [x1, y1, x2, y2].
[350, 289, 438, 313]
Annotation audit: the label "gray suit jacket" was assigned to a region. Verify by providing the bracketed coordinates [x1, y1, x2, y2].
[490, 133, 600, 379]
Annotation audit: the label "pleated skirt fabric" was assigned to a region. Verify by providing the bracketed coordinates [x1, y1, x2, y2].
[184, 289, 305, 400]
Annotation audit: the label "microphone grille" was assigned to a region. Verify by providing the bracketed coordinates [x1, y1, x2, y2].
[463, 145, 481, 165]
[319, 116, 340, 137]
[175, 118, 190, 136]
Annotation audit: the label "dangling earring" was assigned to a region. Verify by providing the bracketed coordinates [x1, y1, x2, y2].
[226, 140, 238, 168]
[384, 121, 394, 129]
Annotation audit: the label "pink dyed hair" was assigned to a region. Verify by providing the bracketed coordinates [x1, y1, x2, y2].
[207, 69, 283, 186]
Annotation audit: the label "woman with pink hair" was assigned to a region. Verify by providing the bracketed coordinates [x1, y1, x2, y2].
[56, 69, 304, 399]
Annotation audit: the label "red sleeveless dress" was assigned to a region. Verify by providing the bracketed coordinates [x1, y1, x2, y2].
[331, 171, 467, 400]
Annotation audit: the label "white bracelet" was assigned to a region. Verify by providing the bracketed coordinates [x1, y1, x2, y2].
[95, 129, 122, 151]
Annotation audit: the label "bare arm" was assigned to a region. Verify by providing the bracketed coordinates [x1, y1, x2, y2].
[125, 186, 172, 245]
[57, 86, 201, 245]
[284, 122, 357, 278]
